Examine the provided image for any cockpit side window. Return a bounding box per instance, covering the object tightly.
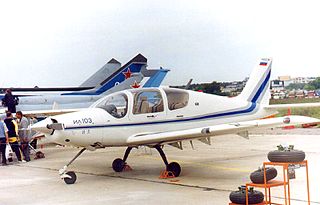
[133,91,164,114]
[96,93,128,118]
[164,89,189,110]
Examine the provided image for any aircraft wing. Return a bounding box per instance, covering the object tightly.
[126,115,320,146]
[264,102,320,110]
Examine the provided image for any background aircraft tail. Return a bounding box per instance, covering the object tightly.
[80,58,121,87]
[65,54,168,95]
[237,58,272,104]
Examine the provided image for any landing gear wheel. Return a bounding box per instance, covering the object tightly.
[250,167,277,184]
[229,186,264,204]
[63,171,77,184]
[112,158,125,172]
[166,162,181,177]
[268,150,305,163]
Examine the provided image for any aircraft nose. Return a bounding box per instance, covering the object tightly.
[31,117,59,134]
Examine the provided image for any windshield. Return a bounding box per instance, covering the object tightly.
[96,93,128,118]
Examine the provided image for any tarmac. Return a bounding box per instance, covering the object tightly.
[1,127,320,205]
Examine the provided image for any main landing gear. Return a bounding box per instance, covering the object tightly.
[59,148,86,184]
[112,145,181,177]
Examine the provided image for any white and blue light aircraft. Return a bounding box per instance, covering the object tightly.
[31,58,320,184]
[0,54,169,115]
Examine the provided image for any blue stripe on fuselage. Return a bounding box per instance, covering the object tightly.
[65,102,257,130]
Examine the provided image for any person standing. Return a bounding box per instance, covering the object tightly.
[4,112,22,162]
[0,115,9,165]
[16,111,30,162]
[1,89,17,113]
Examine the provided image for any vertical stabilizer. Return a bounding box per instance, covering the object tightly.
[80,58,121,87]
[237,58,272,104]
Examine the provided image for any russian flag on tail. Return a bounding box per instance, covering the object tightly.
[259,58,269,66]
[259,61,268,66]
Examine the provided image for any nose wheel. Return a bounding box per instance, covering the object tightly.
[59,148,86,184]
[63,171,77,184]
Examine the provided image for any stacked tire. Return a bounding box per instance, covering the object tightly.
[250,167,277,184]
[229,186,264,204]
[268,149,305,163]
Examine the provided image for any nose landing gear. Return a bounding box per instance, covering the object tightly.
[59,148,86,184]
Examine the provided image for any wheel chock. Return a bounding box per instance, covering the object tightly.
[123,164,133,171]
[159,170,176,179]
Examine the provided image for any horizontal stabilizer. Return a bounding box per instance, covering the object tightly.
[143,69,169,88]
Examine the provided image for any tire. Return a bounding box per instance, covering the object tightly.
[166,162,181,177]
[268,150,305,163]
[250,167,277,184]
[229,188,264,204]
[64,171,77,184]
[112,158,125,172]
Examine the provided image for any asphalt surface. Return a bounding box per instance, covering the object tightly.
[1,128,320,205]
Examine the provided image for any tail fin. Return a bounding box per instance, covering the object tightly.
[65,54,147,95]
[237,58,272,104]
[80,58,121,87]
[65,54,169,96]
[94,54,147,94]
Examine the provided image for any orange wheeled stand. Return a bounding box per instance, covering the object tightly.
[245,160,310,205]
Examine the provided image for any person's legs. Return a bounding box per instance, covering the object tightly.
[10,141,22,161]
[0,139,6,164]
[21,142,30,161]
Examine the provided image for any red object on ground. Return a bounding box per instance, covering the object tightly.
[159,171,176,179]
[283,125,295,129]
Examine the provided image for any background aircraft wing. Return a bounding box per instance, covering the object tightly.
[126,115,320,146]
[22,108,84,118]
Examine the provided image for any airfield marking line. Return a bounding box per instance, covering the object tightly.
[139,155,251,173]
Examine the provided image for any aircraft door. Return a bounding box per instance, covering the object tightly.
[129,90,166,122]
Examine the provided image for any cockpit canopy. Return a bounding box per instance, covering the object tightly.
[95,93,128,118]
[94,88,189,119]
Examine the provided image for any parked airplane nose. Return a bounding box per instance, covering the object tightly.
[31,117,61,134]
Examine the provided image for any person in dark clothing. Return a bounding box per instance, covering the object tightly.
[4,112,22,162]
[0,116,9,165]
[2,89,17,113]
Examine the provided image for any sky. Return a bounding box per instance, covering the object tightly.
[0,0,319,87]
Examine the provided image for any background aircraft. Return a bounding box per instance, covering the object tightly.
[31,58,320,184]
[0,54,169,113]
[0,57,122,93]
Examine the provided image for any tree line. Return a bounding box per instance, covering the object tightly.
[286,77,320,90]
